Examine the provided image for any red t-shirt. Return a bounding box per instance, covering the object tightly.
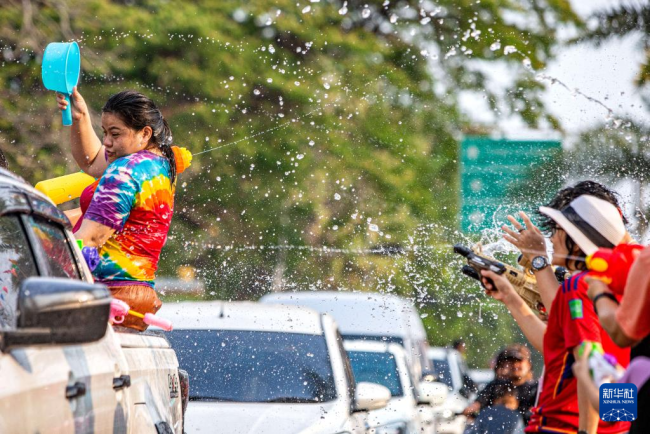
[526,272,630,433]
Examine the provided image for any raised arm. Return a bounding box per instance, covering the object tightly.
[56,87,108,177]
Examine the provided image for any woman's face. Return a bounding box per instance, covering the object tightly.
[101,113,151,163]
[550,228,569,267]
[550,228,582,270]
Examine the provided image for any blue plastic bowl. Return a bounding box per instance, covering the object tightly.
[42,42,80,126]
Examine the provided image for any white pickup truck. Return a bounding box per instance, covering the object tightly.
[0,168,187,433]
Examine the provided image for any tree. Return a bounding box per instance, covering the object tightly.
[0,0,580,366]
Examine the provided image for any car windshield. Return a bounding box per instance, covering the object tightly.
[166,330,337,403]
[347,350,403,397]
[431,358,453,389]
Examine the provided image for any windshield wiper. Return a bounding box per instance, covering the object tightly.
[189,396,240,402]
[265,397,321,403]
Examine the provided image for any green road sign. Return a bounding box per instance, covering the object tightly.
[460,137,562,232]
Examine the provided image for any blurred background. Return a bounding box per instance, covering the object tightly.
[0,0,648,368]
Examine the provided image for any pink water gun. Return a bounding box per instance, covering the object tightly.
[110,299,173,331]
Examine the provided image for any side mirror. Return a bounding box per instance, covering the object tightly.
[418,381,448,406]
[1,277,110,352]
[354,382,391,412]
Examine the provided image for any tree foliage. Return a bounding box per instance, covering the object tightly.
[0,0,578,366]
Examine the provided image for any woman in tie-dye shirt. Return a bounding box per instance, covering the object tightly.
[58,89,178,330]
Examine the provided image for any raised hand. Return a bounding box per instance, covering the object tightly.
[481,269,517,304]
[56,87,89,122]
[502,211,547,262]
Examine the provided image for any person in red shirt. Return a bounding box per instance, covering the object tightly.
[482,195,631,434]
[586,246,650,433]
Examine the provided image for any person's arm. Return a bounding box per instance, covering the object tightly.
[74,219,115,248]
[574,346,599,434]
[463,401,481,417]
[530,267,560,315]
[78,157,138,248]
[481,270,546,353]
[56,87,108,177]
[586,278,639,348]
[502,212,559,311]
[63,207,83,227]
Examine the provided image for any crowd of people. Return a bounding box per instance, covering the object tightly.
[461,181,649,434]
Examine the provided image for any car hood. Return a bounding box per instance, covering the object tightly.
[184,401,348,434]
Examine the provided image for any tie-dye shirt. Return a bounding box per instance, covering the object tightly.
[84,150,174,286]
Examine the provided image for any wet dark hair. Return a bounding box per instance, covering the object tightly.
[565,236,587,271]
[536,181,625,271]
[0,148,7,169]
[102,90,176,183]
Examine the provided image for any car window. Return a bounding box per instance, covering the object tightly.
[166,330,337,403]
[28,216,80,279]
[348,350,403,397]
[431,358,454,389]
[0,215,38,329]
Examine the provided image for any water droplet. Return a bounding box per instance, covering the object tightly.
[334,193,341,200]
[389,14,398,23]
[362,8,371,18]
[338,1,348,15]
[369,224,379,232]
[490,41,501,51]
[302,6,311,13]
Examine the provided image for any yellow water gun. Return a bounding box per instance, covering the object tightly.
[34,146,193,205]
[35,171,95,205]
